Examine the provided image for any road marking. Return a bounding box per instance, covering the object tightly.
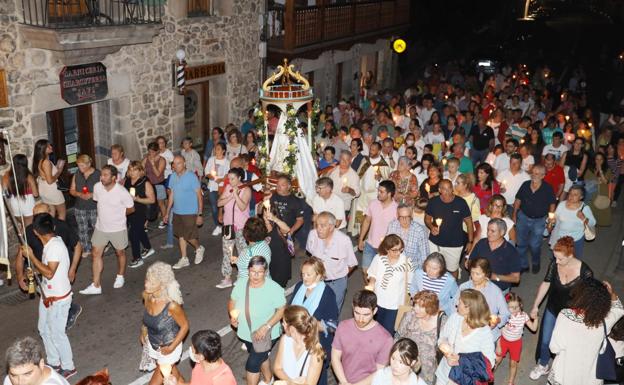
[127,284,295,385]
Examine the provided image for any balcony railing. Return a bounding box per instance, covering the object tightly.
[21,0,163,28]
[268,0,410,52]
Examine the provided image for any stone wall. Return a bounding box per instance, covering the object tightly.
[0,0,261,158]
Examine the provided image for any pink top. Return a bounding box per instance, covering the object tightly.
[502,311,530,341]
[93,182,134,232]
[366,199,398,248]
[190,361,236,385]
[223,188,250,231]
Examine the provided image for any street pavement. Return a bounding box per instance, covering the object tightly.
[0,198,623,385]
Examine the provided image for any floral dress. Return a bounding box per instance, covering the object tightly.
[396,311,447,385]
[390,170,419,206]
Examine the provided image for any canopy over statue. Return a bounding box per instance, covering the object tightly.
[257,59,318,202]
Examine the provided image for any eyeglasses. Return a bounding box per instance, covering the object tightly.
[389,247,404,253]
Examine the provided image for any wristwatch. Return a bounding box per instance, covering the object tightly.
[197,213,203,217]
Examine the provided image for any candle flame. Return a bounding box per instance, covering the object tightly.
[435,218,442,227]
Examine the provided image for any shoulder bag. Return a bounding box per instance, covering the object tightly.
[394,268,412,330]
[581,204,596,241]
[596,320,624,381]
[245,280,273,353]
[435,311,446,364]
[223,195,236,240]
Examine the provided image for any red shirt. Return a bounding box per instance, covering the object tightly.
[473,181,501,214]
[544,165,565,196]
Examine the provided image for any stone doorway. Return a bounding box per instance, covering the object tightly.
[184,81,209,151]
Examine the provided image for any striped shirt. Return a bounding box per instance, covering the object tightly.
[502,312,530,341]
[422,274,447,295]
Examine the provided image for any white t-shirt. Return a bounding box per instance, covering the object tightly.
[497,169,530,205]
[542,144,567,160]
[371,366,427,385]
[521,155,535,172]
[424,132,445,145]
[41,237,71,297]
[477,215,514,241]
[493,153,510,175]
[107,157,131,182]
[160,149,174,178]
[312,194,346,229]
[204,156,230,192]
[4,367,69,385]
[93,182,134,232]
[367,253,410,309]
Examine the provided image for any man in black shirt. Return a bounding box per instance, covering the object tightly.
[425,179,473,278]
[470,116,495,165]
[467,218,521,291]
[15,203,83,330]
[512,164,556,273]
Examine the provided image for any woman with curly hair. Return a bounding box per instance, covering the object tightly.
[528,236,593,381]
[141,262,189,385]
[233,217,271,282]
[548,278,623,385]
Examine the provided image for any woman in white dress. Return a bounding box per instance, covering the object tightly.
[549,278,624,385]
[32,139,66,220]
[435,289,495,385]
[273,305,324,385]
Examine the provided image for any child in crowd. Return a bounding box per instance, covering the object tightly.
[412,197,428,227]
[485,144,504,166]
[319,146,338,170]
[443,157,460,184]
[495,292,539,385]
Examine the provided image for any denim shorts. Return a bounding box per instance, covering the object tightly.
[242,338,277,373]
[362,242,377,268]
[155,184,166,200]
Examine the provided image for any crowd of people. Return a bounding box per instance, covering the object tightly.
[3,60,624,385]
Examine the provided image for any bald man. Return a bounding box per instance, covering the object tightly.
[16,202,83,330]
[164,155,204,270]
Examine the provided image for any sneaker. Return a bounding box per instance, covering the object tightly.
[241,343,247,351]
[529,364,550,380]
[612,201,618,208]
[129,259,144,268]
[113,275,125,289]
[158,221,167,229]
[141,248,156,259]
[79,283,102,295]
[81,251,91,259]
[50,364,61,372]
[258,377,274,385]
[58,368,77,380]
[160,243,174,250]
[215,278,233,289]
[66,304,83,331]
[194,246,205,265]
[0,279,3,287]
[211,226,222,236]
[172,257,190,270]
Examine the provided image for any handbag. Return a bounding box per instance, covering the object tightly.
[581,204,596,241]
[596,320,624,381]
[138,340,156,372]
[435,311,446,364]
[222,196,236,240]
[244,280,272,353]
[394,269,412,330]
[593,194,610,210]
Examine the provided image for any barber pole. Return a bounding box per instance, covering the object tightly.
[176,59,186,94]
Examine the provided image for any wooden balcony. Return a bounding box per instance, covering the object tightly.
[267,0,410,63]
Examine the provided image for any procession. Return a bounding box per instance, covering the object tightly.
[1,1,624,385]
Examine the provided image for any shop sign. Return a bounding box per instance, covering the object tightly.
[60,62,108,105]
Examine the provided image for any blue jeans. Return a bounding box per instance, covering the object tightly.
[166,210,174,246]
[208,191,219,226]
[326,276,348,311]
[537,308,557,365]
[574,237,585,259]
[38,297,74,370]
[516,211,546,270]
[376,306,398,335]
[471,148,489,165]
[362,242,377,268]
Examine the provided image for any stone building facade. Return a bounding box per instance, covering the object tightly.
[0,0,261,166]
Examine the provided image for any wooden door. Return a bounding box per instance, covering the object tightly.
[46,104,95,185]
[184,81,210,151]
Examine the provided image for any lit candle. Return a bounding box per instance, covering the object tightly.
[560,93,565,100]
[512,74,516,80]
[211,169,217,178]
[445,140,450,147]
[129,187,136,197]
[520,138,525,144]
[425,183,430,193]
[548,212,555,220]
[373,165,379,174]
[489,314,499,325]
[442,158,447,166]
[435,218,443,227]
[82,186,89,194]
[364,285,374,291]
[230,309,240,319]
[263,200,271,211]
[501,180,507,187]
[565,115,570,121]
[588,122,593,128]
[159,364,172,379]
[342,177,348,185]
[264,110,270,175]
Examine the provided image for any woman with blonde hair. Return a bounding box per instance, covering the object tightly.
[274,305,325,385]
[69,154,100,258]
[126,161,156,268]
[435,289,495,385]
[141,262,189,385]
